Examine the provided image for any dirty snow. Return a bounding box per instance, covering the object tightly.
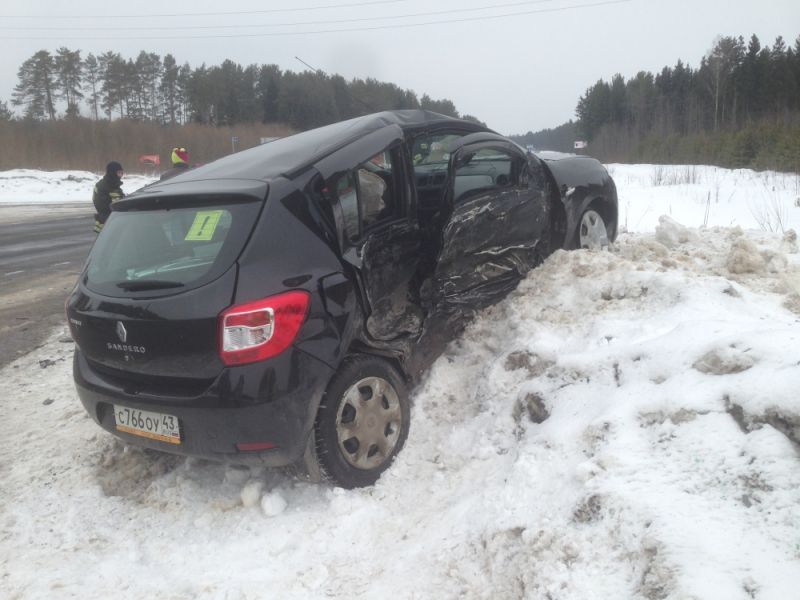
[2,167,800,599]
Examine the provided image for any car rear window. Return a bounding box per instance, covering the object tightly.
[84,199,262,297]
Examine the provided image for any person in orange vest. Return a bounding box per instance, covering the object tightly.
[92,161,124,233]
[159,147,190,181]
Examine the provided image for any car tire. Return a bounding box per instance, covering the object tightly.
[315,355,410,489]
[578,208,610,250]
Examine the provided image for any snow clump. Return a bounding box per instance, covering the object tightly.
[654,214,699,248]
[240,479,265,507]
[260,491,288,517]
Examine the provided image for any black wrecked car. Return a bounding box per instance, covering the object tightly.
[67,110,617,488]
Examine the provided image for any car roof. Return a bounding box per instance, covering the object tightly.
[144,110,488,189]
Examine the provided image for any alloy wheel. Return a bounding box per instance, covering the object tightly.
[579,209,609,250]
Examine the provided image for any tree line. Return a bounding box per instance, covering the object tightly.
[3,48,475,129]
[510,121,578,154]
[570,34,800,170]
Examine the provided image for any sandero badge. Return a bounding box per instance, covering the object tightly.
[67,110,617,488]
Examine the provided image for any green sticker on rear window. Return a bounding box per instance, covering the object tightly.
[185,210,223,241]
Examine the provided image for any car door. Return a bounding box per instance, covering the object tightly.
[426,133,552,312]
[316,125,422,341]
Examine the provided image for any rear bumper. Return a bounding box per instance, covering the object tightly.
[73,347,334,467]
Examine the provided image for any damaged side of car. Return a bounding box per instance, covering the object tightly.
[307,123,558,385]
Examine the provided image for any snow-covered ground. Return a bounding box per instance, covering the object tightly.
[1,164,798,234]
[608,163,800,233]
[2,167,800,598]
[0,169,156,204]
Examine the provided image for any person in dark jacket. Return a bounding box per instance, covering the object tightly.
[92,161,124,233]
[159,147,190,181]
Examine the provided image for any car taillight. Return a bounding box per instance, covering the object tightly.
[219,290,310,366]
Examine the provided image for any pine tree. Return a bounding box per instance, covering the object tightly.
[99,53,133,119]
[257,64,282,123]
[98,51,119,118]
[83,53,101,120]
[702,36,744,130]
[177,63,192,124]
[769,36,795,116]
[55,47,83,118]
[124,58,141,120]
[12,50,57,120]
[276,71,339,129]
[609,74,627,125]
[0,99,13,122]
[7,48,467,132]
[576,80,612,139]
[185,64,212,123]
[160,54,180,124]
[135,51,162,121]
[328,74,353,121]
[419,94,459,118]
[794,36,800,112]
[739,35,762,121]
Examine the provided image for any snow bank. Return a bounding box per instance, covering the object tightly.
[2,221,799,599]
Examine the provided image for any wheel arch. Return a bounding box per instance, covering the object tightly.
[586,195,617,240]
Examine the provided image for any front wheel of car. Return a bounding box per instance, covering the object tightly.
[579,208,610,250]
[315,355,410,489]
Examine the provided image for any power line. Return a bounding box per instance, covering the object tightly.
[0,0,562,31]
[0,0,631,41]
[0,0,412,20]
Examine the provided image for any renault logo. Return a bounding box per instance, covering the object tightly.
[116,321,127,343]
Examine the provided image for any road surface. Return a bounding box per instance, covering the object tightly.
[0,204,94,368]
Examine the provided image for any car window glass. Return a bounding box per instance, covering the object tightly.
[453,147,518,203]
[85,201,260,297]
[412,132,471,219]
[331,149,400,244]
[412,133,463,166]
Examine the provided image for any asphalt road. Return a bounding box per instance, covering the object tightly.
[0,204,95,368]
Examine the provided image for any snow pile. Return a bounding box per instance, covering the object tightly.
[2,220,800,598]
[0,169,157,203]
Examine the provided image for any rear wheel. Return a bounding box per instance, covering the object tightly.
[315,356,410,488]
[579,208,609,250]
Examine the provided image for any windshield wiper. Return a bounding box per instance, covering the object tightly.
[116,280,185,291]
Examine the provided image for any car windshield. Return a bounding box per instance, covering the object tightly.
[412,134,463,166]
[85,199,261,297]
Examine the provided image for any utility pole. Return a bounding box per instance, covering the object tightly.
[295,56,321,73]
[295,56,374,113]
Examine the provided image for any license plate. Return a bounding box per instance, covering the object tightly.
[113,405,181,445]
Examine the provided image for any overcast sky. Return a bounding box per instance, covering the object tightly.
[1,0,798,135]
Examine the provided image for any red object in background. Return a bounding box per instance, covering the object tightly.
[138,154,161,167]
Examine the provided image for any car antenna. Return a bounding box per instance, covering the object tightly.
[294,56,376,113]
